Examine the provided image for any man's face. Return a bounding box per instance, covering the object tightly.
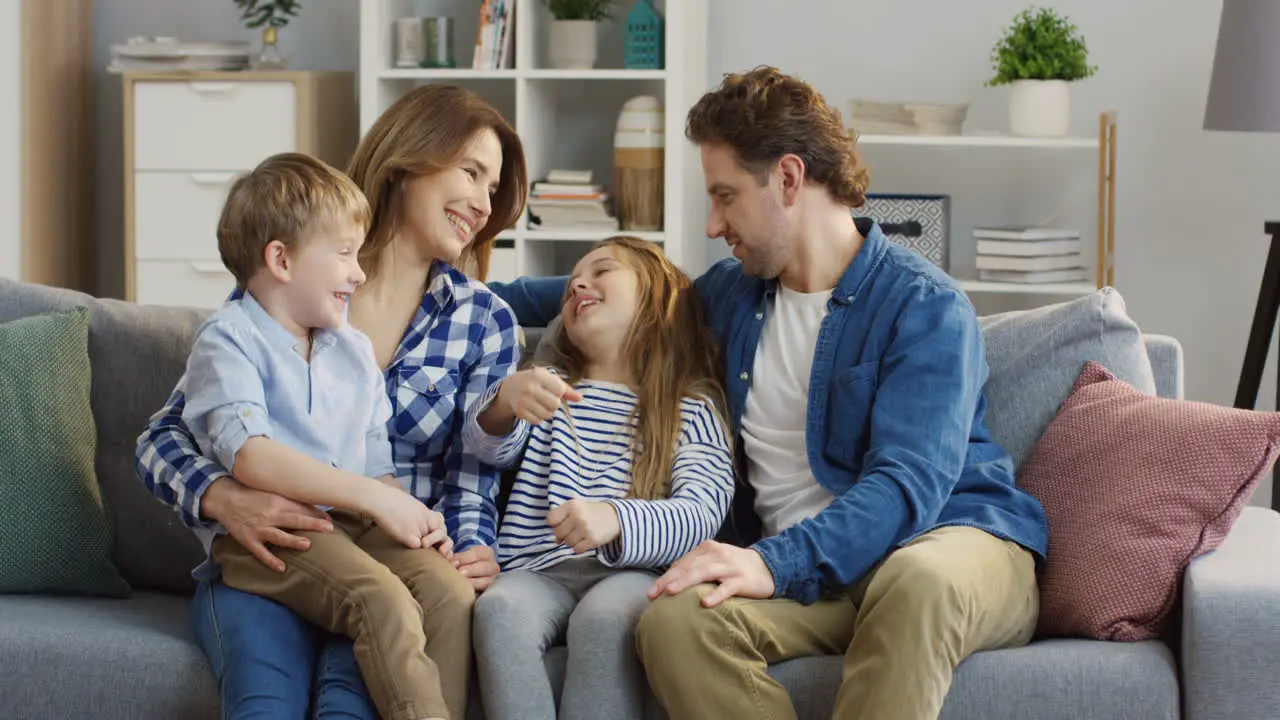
[700,143,791,278]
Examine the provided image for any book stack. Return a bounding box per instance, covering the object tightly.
[472,0,515,70]
[972,227,1088,283]
[526,170,617,231]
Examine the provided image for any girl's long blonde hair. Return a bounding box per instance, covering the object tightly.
[550,236,730,500]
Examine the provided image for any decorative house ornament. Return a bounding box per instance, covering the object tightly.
[625,0,663,70]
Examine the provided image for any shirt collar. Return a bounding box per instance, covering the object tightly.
[239,290,337,357]
[761,217,887,305]
[427,260,458,307]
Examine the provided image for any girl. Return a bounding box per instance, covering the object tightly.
[466,236,736,720]
[133,84,527,719]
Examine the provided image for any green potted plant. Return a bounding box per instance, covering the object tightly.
[234,0,301,69]
[986,6,1097,137]
[543,0,619,69]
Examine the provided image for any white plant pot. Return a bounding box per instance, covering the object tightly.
[1008,80,1070,137]
[549,20,598,70]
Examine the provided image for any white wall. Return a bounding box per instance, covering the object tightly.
[91,0,1274,506]
[0,3,21,281]
[705,0,1277,507]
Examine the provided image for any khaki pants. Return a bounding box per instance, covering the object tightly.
[635,525,1039,720]
[212,511,475,720]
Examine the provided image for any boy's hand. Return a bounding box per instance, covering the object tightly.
[548,499,621,554]
[496,367,583,426]
[366,483,452,551]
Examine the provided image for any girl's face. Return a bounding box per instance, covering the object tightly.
[400,127,503,264]
[562,246,640,356]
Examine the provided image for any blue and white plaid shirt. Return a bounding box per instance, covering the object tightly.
[134,261,521,553]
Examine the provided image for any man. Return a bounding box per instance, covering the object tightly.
[489,66,1048,720]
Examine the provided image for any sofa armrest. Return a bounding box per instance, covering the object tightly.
[1183,506,1280,720]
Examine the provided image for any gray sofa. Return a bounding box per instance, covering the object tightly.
[2,275,1279,720]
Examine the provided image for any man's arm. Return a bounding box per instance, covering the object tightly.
[485,276,567,328]
[752,285,988,604]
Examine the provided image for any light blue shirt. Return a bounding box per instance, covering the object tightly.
[180,292,396,491]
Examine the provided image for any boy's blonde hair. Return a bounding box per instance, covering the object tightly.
[217,152,372,288]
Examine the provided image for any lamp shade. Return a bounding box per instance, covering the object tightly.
[1205,0,1280,132]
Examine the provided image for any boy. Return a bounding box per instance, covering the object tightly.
[181,152,454,720]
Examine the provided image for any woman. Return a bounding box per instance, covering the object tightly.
[134,84,527,718]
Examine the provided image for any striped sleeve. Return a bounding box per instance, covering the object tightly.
[460,377,531,469]
[599,398,735,569]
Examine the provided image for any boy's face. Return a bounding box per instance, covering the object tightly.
[282,220,367,330]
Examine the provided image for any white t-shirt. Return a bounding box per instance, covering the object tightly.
[739,283,836,537]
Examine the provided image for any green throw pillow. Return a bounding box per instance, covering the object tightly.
[0,307,129,596]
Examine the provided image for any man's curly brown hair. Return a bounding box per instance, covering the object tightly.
[686,66,870,208]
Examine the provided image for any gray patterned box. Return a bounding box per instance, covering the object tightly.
[860,194,950,270]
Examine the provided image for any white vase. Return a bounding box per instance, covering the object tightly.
[549,20,597,69]
[1008,79,1070,137]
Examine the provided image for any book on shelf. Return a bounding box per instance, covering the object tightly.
[977,268,1090,284]
[526,171,615,230]
[974,253,1085,272]
[472,0,515,70]
[972,226,1081,241]
[975,238,1082,257]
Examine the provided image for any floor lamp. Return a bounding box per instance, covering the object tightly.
[1205,0,1280,511]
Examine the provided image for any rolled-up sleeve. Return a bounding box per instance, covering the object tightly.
[180,320,273,472]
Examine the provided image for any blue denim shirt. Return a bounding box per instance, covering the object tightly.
[489,219,1048,604]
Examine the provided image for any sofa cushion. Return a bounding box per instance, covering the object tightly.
[545,638,1179,720]
[1018,361,1280,642]
[0,307,129,596]
[0,593,217,719]
[0,279,210,595]
[978,288,1157,469]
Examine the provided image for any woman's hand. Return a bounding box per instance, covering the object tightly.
[548,499,621,554]
[201,477,334,573]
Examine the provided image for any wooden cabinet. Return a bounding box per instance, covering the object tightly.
[122,71,356,307]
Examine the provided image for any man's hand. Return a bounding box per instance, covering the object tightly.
[201,476,333,573]
[548,499,620,554]
[365,483,452,551]
[452,545,500,592]
[647,540,776,607]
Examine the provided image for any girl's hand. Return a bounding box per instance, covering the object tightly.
[498,367,584,425]
[548,499,621,554]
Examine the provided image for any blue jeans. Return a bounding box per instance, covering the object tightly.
[192,579,377,720]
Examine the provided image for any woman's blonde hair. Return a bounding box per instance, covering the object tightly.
[345,84,527,282]
[550,236,730,501]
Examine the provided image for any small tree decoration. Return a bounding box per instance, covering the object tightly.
[986,6,1096,86]
[625,0,663,69]
[542,0,619,21]
[234,0,301,69]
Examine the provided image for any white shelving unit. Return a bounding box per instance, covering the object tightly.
[359,0,709,282]
[857,111,1118,299]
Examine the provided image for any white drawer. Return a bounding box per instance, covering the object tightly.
[134,171,238,260]
[135,259,235,310]
[133,81,296,171]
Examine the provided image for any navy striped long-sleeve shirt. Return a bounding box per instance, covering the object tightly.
[464,378,735,572]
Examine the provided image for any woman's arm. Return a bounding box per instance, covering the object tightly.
[599,399,736,568]
[438,296,522,553]
[134,387,232,529]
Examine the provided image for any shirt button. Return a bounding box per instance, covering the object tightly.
[754,312,763,320]
[428,383,435,391]
[739,371,749,381]
[239,409,251,418]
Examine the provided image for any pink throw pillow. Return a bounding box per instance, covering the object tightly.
[1017,361,1280,641]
